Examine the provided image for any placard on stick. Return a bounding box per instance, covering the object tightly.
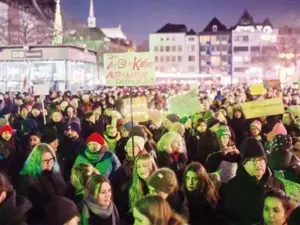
[104,52,156,86]
[241,98,284,119]
[123,97,149,123]
[250,84,265,96]
[167,89,203,118]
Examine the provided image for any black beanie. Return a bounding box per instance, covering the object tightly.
[45,196,78,225]
[241,137,266,164]
[32,103,42,111]
[41,129,58,144]
[166,113,180,123]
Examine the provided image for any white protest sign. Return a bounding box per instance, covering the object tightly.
[104,52,156,86]
[33,83,50,96]
[167,89,203,118]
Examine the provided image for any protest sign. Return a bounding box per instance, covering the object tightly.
[241,98,284,119]
[104,52,156,86]
[167,89,203,118]
[264,79,281,89]
[250,84,265,95]
[33,83,50,96]
[123,97,149,123]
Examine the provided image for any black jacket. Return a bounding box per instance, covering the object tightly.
[0,190,32,225]
[166,189,189,221]
[222,166,285,225]
[18,171,67,224]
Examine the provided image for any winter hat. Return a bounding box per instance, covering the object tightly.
[287,206,300,225]
[147,168,178,194]
[66,122,81,135]
[240,137,267,164]
[124,121,136,131]
[45,196,79,225]
[22,118,38,133]
[126,136,145,150]
[250,120,262,132]
[41,129,58,144]
[129,126,145,138]
[267,122,288,142]
[270,134,293,152]
[166,113,180,123]
[32,103,42,111]
[86,132,105,145]
[0,125,14,136]
[207,117,220,129]
[217,125,231,137]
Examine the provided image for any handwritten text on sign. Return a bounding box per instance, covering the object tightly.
[167,89,203,118]
[104,52,156,86]
[241,98,284,119]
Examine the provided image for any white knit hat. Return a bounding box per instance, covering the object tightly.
[127,136,145,150]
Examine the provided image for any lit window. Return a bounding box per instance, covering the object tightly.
[211,56,220,65]
[200,36,210,42]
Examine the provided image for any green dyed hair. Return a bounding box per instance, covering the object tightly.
[20,143,60,176]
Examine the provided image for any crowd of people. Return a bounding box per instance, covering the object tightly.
[0,83,299,225]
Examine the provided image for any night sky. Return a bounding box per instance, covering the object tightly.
[62,0,300,44]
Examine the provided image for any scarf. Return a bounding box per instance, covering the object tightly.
[82,195,119,225]
[85,147,106,163]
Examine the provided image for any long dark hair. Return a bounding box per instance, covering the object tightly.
[183,162,219,208]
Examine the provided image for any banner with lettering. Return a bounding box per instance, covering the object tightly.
[104,52,156,86]
[123,97,149,123]
[167,89,203,118]
[241,98,284,119]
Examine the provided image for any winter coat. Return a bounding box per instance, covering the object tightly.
[0,190,32,225]
[46,121,68,143]
[186,130,218,166]
[186,191,220,225]
[28,114,44,133]
[115,137,128,163]
[104,133,121,153]
[18,171,67,224]
[74,146,121,178]
[229,117,246,147]
[222,166,285,225]
[81,120,98,140]
[59,136,86,181]
[166,189,189,221]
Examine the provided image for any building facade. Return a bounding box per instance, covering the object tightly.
[231,10,278,82]
[199,17,232,76]
[149,23,199,74]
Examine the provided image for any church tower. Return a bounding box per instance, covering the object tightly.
[88,0,96,28]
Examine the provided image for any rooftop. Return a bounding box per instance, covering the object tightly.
[101,27,127,40]
[201,17,228,33]
[155,23,188,33]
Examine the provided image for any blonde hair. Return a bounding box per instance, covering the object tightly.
[157,132,183,153]
[129,153,157,209]
[134,195,187,225]
[85,174,111,199]
[71,163,99,195]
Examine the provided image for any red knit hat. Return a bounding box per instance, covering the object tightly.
[0,125,14,136]
[86,132,105,145]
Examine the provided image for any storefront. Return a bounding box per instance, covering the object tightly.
[0,45,99,92]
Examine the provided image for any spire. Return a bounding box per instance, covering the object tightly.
[88,0,96,28]
[52,0,63,45]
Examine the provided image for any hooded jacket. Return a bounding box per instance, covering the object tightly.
[74,146,121,178]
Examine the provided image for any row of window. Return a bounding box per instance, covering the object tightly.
[153,45,196,52]
[200,35,230,43]
[154,55,196,62]
[200,45,229,52]
[233,45,278,53]
[155,66,196,73]
[160,37,195,42]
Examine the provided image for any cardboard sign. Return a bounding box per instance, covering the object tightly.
[242,98,284,119]
[250,84,265,95]
[33,83,50,96]
[264,79,281,89]
[167,89,203,118]
[104,52,156,86]
[123,97,149,123]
